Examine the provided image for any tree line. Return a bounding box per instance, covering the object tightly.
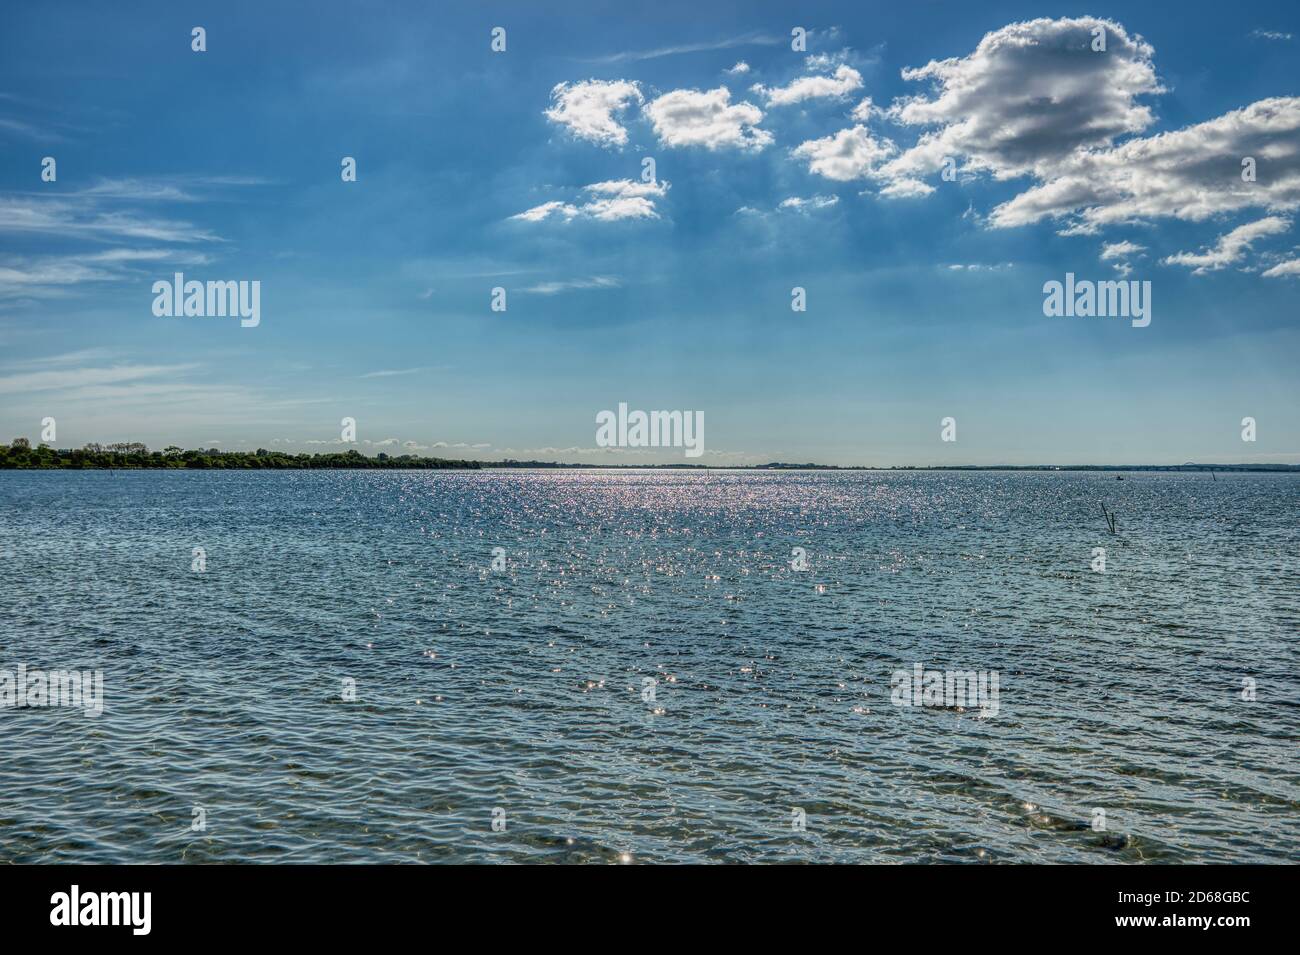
[1,439,478,470]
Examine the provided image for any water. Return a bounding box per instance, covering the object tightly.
[0,469,1296,863]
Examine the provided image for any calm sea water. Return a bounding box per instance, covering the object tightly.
[0,469,1296,864]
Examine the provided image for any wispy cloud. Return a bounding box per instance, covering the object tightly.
[1163,217,1292,273]
[0,248,213,299]
[0,197,221,243]
[520,276,621,295]
[584,32,784,65]
[0,361,201,396]
[945,262,1014,272]
[360,367,426,379]
[779,194,840,212]
[512,179,670,223]
[0,116,61,142]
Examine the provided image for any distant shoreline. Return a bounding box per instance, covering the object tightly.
[0,444,477,471]
[486,461,1300,472]
[2,443,1296,473]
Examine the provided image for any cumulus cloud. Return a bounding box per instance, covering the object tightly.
[645,87,772,150]
[792,125,896,181]
[837,16,1300,250]
[1162,216,1292,273]
[581,197,659,220]
[1099,239,1146,275]
[1100,240,1146,259]
[850,97,877,122]
[584,179,670,199]
[759,64,863,107]
[989,97,1300,232]
[536,16,1300,282]
[789,18,1158,199]
[791,18,1166,200]
[1262,257,1300,277]
[882,17,1162,185]
[878,177,934,199]
[544,79,643,147]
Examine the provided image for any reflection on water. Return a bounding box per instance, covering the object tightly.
[0,469,1296,863]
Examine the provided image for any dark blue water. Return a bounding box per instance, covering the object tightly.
[0,469,1296,862]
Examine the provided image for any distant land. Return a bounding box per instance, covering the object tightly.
[491,461,1300,472]
[2,441,1297,472]
[0,441,476,470]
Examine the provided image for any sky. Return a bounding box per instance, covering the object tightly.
[1,0,1297,466]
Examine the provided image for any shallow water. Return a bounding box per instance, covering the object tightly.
[0,469,1296,863]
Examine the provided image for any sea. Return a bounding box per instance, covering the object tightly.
[0,469,1295,863]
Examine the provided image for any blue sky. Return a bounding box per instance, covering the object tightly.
[1,0,1297,465]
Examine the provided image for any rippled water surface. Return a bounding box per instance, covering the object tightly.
[1,469,1296,863]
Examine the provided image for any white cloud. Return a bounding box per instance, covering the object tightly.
[360,368,425,379]
[989,97,1300,232]
[645,87,772,151]
[760,65,863,107]
[0,247,213,299]
[544,79,643,147]
[521,276,621,294]
[512,180,666,223]
[726,61,750,75]
[584,178,670,199]
[78,179,197,201]
[1262,257,1300,277]
[1162,216,1292,273]
[878,177,934,198]
[793,125,896,181]
[850,97,876,122]
[1251,30,1293,41]
[0,197,221,243]
[779,195,840,211]
[510,200,581,223]
[846,15,1300,258]
[0,362,199,396]
[0,116,58,141]
[1100,240,1146,260]
[582,196,659,220]
[882,17,1162,185]
[1099,239,1146,275]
